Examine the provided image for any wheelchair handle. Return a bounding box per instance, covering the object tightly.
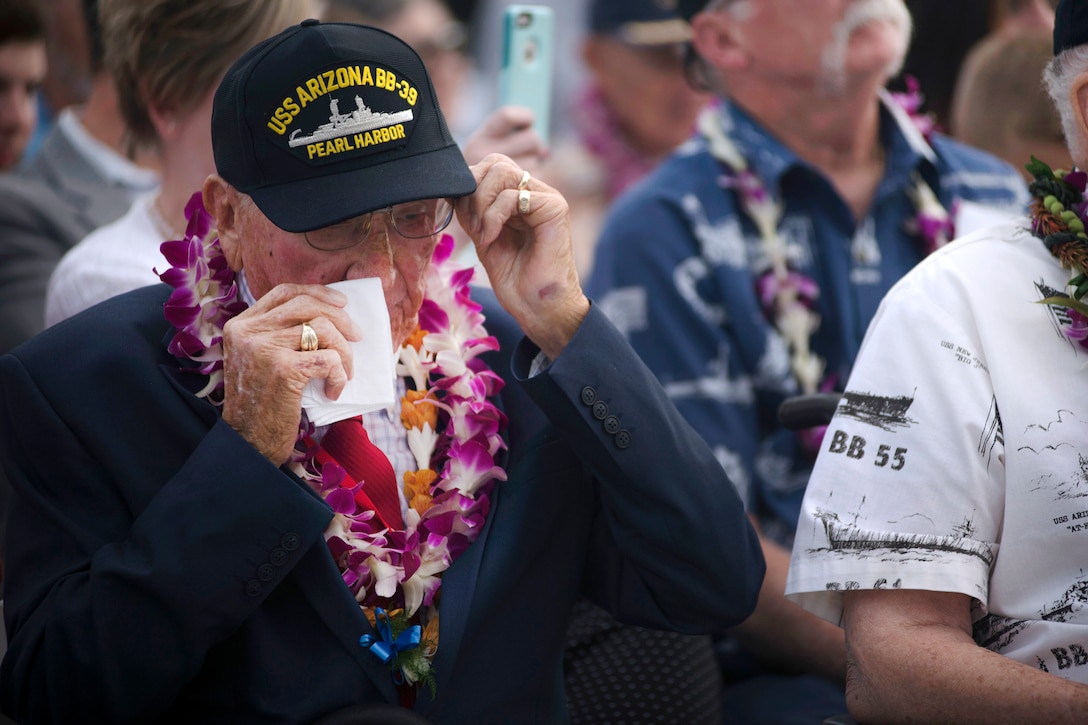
[777,392,843,430]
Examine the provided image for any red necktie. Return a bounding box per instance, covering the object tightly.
[320,416,402,529]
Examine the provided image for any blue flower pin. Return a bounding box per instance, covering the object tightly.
[360,607,422,683]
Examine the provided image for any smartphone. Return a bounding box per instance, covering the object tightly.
[498,5,555,146]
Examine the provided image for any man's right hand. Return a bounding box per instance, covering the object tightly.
[461,106,548,169]
[220,283,361,465]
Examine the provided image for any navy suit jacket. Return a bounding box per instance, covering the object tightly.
[0,284,763,723]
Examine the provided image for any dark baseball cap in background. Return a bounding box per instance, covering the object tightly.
[1054,0,1088,55]
[590,0,692,44]
[675,0,709,23]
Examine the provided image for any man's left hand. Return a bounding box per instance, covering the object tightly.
[455,153,589,359]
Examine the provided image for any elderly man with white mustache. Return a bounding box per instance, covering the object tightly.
[585,0,1030,721]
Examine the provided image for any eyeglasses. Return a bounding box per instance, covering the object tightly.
[303,198,455,251]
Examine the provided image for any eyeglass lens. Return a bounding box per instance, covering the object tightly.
[305,198,454,250]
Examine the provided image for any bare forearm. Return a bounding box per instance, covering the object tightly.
[733,530,847,683]
[845,589,1088,723]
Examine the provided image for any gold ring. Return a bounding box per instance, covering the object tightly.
[517,169,531,191]
[300,322,319,352]
[518,188,530,215]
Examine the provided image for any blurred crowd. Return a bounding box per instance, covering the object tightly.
[0,0,1079,723]
[1,0,1064,355]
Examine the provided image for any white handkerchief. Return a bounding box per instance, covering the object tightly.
[301,278,396,426]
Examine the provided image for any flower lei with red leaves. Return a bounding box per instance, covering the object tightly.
[1025,156,1088,346]
[157,193,507,692]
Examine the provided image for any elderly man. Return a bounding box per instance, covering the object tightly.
[543,0,713,279]
[0,19,764,724]
[586,0,1029,721]
[786,0,1088,721]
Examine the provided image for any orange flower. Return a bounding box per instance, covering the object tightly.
[401,389,438,431]
[364,606,405,627]
[421,615,440,658]
[404,326,428,352]
[403,469,437,514]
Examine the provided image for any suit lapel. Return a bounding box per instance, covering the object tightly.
[292,544,402,703]
[159,362,219,427]
[429,486,497,674]
[423,423,510,711]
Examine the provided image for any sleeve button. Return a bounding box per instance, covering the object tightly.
[257,563,276,582]
[281,532,301,551]
[580,386,596,405]
[592,400,609,420]
[615,430,632,449]
[245,579,262,597]
[270,548,289,566]
[604,415,620,434]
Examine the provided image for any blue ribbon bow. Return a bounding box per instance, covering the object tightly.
[359,607,422,683]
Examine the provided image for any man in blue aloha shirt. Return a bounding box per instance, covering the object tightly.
[586,0,1029,722]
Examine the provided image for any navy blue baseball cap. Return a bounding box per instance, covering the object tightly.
[1054,0,1088,55]
[675,0,709,23]
[211,19,476,233]
[589,0,691,44]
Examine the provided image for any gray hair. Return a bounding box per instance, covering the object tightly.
[682,0,749,92]
[1043,45,1088,164]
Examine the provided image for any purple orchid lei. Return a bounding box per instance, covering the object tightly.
[697,81,952,453]
[158,194,247,402]
[157,193,508,690]
[891,77,958,256]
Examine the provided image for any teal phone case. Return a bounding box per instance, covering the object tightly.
[498,5,555,146]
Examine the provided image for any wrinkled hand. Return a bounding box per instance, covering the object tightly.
[461,106,547,169]
[221,284,361,465]
[455,153,589,359]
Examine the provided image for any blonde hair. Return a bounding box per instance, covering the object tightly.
[99,0,313,151]
[953,32,1064,154]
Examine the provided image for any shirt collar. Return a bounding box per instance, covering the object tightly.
[56,107,160,191]
[716,91,938,191]
[239,268,257,307]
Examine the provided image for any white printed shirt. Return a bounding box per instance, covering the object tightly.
[786,219,1088,680]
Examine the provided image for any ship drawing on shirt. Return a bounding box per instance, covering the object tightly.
[976,573,1088,652]
[974,612,1029,653]
[811,506,994,567]
[978,396,1002,465]
[836,389,916,431]
[1036,280,1082,351]
[1040,574,1088,623]
[1054,453,1088,500]
[1021,411,1088,501]
[288,96,414,148]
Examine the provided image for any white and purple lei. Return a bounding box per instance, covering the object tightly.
[698,82,952,456]
[157,193,507,688]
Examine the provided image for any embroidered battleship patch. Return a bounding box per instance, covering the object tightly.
[265,63,419,165]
